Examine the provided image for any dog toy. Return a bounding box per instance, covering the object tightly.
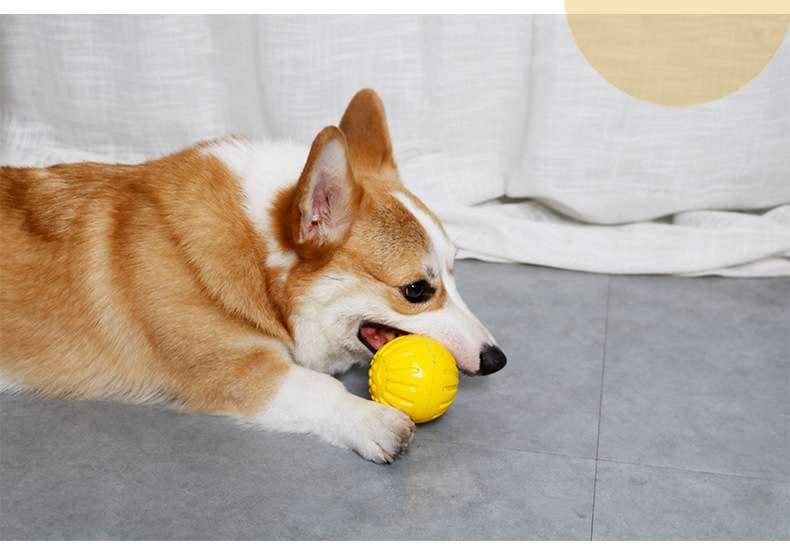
[368,334,459,424]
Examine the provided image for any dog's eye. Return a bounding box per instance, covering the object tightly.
[402,280,435,304]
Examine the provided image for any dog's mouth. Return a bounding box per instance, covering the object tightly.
[357,321,410,354]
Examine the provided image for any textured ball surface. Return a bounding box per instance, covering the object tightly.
[369,334,459,424]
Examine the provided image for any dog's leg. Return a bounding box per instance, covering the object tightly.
[254,363,415,464]
[173,338,414,464]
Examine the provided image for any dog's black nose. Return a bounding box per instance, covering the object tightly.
[479,344,507,375]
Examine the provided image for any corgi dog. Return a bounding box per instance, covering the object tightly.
[0,89,506,463]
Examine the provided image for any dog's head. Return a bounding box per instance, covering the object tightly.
[280,89,506,376]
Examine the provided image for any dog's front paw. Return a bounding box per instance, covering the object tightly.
[332,397,415,464]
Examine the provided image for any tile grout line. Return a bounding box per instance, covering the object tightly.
[595,456,790,483]
[590,275,612,541]
[419,436,790,484]
[418,436,596,462]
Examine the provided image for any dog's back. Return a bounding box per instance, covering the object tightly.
[0,151,288,407]
[2,161,165,400]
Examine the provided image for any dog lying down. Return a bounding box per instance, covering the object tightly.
[0,89,506,463]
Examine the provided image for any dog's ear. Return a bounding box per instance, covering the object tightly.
[339,89,395,173]
[291,126,361,252]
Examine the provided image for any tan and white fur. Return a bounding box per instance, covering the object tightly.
[0,89,506,463]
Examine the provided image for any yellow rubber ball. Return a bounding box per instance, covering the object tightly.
[369,334,459,424]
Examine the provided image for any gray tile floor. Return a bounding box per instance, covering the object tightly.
[1,261,788,539]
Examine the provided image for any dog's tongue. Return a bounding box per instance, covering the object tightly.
[360,325,390,351]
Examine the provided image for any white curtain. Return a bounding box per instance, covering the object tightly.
[1,15,788,276]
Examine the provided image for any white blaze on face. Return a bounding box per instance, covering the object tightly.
[393,192,497,374]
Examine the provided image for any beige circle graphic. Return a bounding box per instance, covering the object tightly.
[565,4,789,106]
